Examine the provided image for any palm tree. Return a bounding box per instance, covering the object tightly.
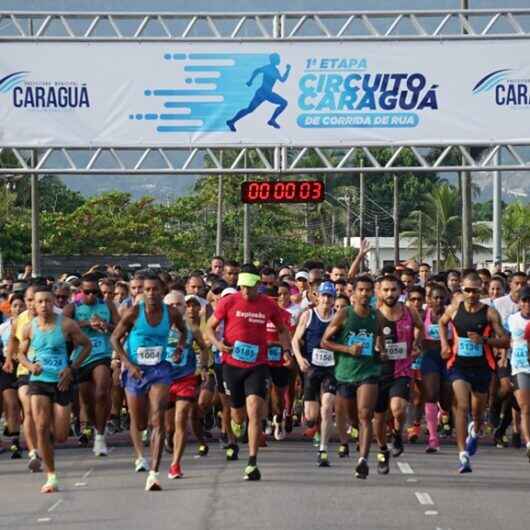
[402,183,492,268]
[502,200,530,271]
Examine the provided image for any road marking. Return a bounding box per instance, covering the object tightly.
[425,510,439,515]
[75,482,87,487]
[406,478,418,483]
[48,499,63,512]
[37,517,51,523]
[414,492,434,505]
[397,462,414,474]
[82,468,93,479]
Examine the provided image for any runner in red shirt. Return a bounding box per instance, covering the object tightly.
[205,264,291,481]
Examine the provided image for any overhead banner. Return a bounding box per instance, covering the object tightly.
[0,41,529,147]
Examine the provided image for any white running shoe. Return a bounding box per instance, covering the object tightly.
[145,471,162,491]
[265,420,273,436]
[93,434,108,456]
[272,415,286,441]
[135,456,148,472]
[28,450,42,473]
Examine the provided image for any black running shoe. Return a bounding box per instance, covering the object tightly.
[244,465,261,481]
[198,444,209,457]
[392,431,404,458]
[318,450,330,467]
[355,458,369,479]
[226,444,239,461]
[377,449,390,475]
[338,444,350,458]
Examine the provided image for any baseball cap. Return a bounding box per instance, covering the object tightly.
[237,272,260,288]
[185,294,202,306]
[221,287,238,298]
[318,281,336,297]
[295,271,309,281]
[520,286,530,301]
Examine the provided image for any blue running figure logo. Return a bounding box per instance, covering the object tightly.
[226,53,291,132]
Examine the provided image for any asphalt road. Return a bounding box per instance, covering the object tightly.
[1,435,529,530]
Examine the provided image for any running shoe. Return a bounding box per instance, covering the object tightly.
[312,432,321,448]
[226,443,239,461]
[168,463,183,479]
[349,426,359,443]
[465,421,478,456]
[243,465,261,481]
[376,449,390,475]
[78,427,92,447]
[317,450,330,467]
[272,414,286,441]
[425,439,440,454]
[407,423,421,444]
[391,431,404,458]
[40,475,59,494]
[494,429,509,448]
[142,428,150,446]
[264,420,273,436]
[135,456,148,472]
[10,439,22,459]
[458,453,472,474]
[355,458,369,479]
[338,443,350,458]
[230,420,246,441]
[28,451,42,473]
[198,444,209,457]
[284,414,293,434]
[145,471,162,491]
[93,434,108,457]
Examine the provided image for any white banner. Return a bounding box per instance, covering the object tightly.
[0,41,529,147]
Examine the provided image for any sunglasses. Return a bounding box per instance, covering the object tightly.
[463,287,480,294]
[83,289,99,295]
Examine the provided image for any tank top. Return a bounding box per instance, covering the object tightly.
[302,307,334,367]
[335,306,380,383]
[167,327,196,379]
[507,312,530,375]
[378,305,414,379]
[30,315,69,384]
[15,310,36,377]
[451,302,490,370]
[71,300,112,366]
[423,307,452,342]
[127,301,170,366]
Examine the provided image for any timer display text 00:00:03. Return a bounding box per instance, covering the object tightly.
[241,180,325,204]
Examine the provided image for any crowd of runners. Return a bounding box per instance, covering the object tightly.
[1,242,530,493]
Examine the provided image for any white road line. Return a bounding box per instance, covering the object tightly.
[397,462,414,474]
[425,510,439,515]
[37,517,51,523]
[75,482,87,487]
[48,499,63,512]
[82,468,93,479]
[406,478,418,483]
[414,492,434,505]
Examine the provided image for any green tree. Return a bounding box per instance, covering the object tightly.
[502,200,530,270]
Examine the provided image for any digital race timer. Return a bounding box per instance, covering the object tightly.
[241,180,324,204]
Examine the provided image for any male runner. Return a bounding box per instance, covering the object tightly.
[18,287,91,493]
[373,276,423,473]
[292,281,336,467]
[205,264,291,481]
[63,273,119,456]
[321,275,382,479]
[440,271,509,473]
[111,273,187,491]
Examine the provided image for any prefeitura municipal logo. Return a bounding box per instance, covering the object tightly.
[473,68,530,108]
[0,71,90,111]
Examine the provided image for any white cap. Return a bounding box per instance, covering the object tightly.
[185,294,202,305]
[221,287,237,298]
[295,271,309,281]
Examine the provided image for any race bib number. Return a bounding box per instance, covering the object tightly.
[90,336,106,355]
[267,345,282,362]
[512,344,530,370]
[136,346,163,366]
[428,324,440,341]
[386,342,407,360]
[39,353,67,373]
[458,338,483,358]
[232,341,259,363]
[347,334,374,357]
[312,348,335,367]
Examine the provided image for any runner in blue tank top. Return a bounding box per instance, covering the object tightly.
[63,273,120,457]
[17,286,91,494]
[111,272,186,492]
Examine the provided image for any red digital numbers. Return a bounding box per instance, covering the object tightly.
[241,180,324,204]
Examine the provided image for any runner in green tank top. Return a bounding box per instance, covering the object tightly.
[322,275,383,480]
